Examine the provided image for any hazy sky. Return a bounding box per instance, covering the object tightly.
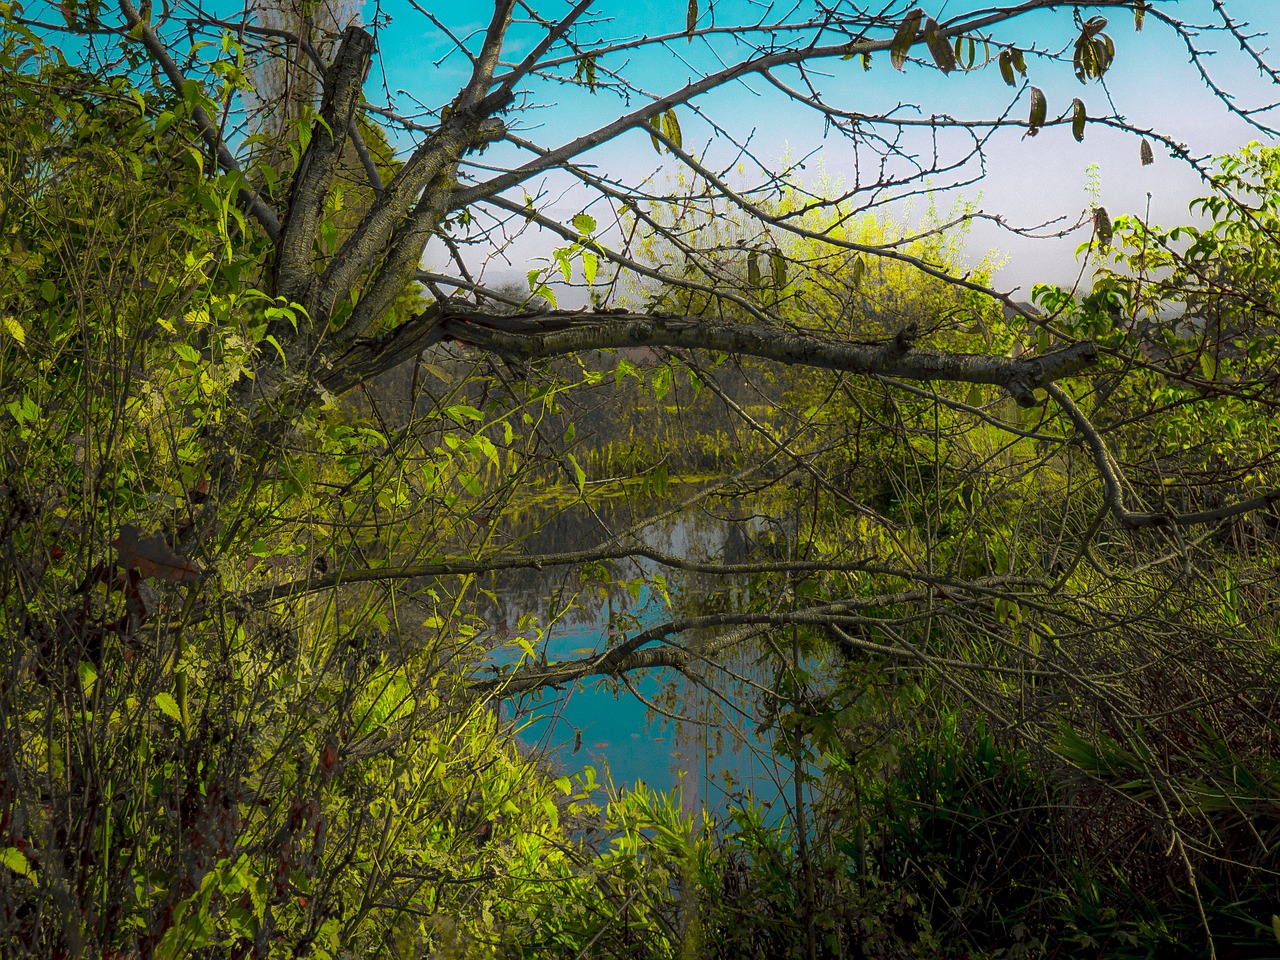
[362,1,1280,299]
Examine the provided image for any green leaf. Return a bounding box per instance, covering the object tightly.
[155,692,182,723]
[890,9,924,71]
[923,18,954,74]
[572,213,596,235]
[2,315,26,348]
[769,248,787,288]
[1027,86,1046,136]
[746,250,761,286]
[0,847,32,878]
[848,255,865,288]
[582,250,598,284]
[262,334,287,367]
[39,279,57,302]
[1135,1,1147,32]
[1093,206,1113,248]
[1074,26,1114,82]
[998,49,1016,86]
[661,108,682,150]
[574,55,598,92]
[686,0,697,40]
[568,454,586,494]
[1140,138,1154,166]
[653,364,672,401]
[647,113,663,154]
[445,404,484,423]
[1199,352,1218,381]
[1071,98,1086,142]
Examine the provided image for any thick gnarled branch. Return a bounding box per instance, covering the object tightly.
[436,306,1099,406]
[272,25,374,304]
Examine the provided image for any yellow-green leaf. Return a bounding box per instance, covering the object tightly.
[1199,352,1218,381]
[155,692,182,723]
[582,251,598,284]
[0,847,32,878]
[686,0,697,40]
[2,315,26,348]
[647,113,663,154]
[569,454,586,494]
[848,255,865,288]
[770,248,787,288]
[1135,1,1147,32]
[661,108,682,150]
[890,9,924,71]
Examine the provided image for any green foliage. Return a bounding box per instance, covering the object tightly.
[0,24,684,959]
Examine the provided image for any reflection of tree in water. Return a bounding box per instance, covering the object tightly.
[476,501,772,638]
[473,493,818,812]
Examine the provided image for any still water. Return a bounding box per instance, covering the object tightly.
[478,504,808,817]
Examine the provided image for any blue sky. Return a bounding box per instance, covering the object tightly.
[355,1,1279,295]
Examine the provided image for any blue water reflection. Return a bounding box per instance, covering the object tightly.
[483,512,802,818]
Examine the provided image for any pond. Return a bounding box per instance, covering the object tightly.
[477,500,818,819]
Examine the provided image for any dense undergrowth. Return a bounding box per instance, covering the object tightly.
[3,12,1280,959]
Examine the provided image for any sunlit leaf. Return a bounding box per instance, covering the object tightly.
[0,847,32,878]
[154,692,182,723]
[582,251,598,284]
[890,8,924,71]
[1135,0,1147,31]
[2,315,26,348]
[647,113,663,153]
[653,364,672,401]
[661,108,682,150]
[1199,352,1218,381]
[572,212,596,235]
